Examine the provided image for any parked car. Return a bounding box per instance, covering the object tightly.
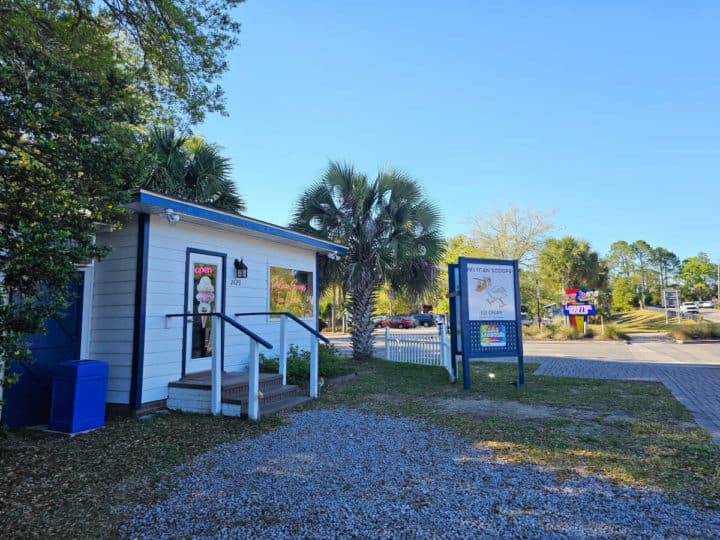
[433,314,446,326]
[699,300,715,309]
[388,315,418,329]
[521,312,533,326]
[372,315,389,328]
[680,302,699,313]
[411,313,436,327]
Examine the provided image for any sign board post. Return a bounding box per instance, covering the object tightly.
[454,257,524,390]
[447,263,460,380]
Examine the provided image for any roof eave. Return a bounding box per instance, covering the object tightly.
[124,190,348,255]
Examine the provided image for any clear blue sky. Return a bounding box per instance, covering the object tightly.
[198,1,719,262]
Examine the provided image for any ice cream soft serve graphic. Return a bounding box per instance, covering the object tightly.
[196,275,215,328]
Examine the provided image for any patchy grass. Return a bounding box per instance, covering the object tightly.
[315,360,720,508]
[2,356,719,537]
[610,310,670,332]
[0,412,285,538]
[610,309,720,340]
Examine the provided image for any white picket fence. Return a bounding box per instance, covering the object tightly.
[384,326,455,381]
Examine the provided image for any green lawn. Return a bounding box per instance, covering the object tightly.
[610,309,675,332]
[610,309,720,340]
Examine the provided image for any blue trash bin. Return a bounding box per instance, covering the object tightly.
[49,360,108,433]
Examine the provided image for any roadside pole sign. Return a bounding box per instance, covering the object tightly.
[662,288,680,323]
[455,257,524,390]
[662,288,679,308]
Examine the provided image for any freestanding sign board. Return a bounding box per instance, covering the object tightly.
[456,257,524,390]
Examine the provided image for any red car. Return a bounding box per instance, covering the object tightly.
[388,316,417,329]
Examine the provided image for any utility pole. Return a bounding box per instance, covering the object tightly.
[536,279,541,329]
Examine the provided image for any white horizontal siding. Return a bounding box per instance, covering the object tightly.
[167,387,210,413]
[89,218,138,405]
[140,215,320,404]
[92,304,135,319]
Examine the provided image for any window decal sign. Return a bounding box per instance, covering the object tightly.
[269,266,314,318]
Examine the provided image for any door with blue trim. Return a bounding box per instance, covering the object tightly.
[186,253,224,373]
[3,274,84,428]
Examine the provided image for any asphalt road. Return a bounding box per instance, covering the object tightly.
[700,307,720,323]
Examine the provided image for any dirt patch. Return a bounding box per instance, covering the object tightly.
[602,412,637,424]
[433,397,594,421]
[366,393,408,406]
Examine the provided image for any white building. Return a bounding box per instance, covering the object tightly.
[2,190,347,427]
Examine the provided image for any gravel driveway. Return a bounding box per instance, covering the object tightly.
[120,408,720,539]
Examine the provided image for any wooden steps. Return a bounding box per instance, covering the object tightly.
[167,371,311,417]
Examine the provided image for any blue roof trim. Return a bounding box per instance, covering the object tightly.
[134,191,348,254]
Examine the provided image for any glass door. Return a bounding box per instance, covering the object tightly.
[185,252,224,373]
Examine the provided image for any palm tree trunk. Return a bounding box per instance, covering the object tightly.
[349,276,376,361]
[331,284,336,333]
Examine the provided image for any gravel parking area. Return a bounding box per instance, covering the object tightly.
[120,408,720,539]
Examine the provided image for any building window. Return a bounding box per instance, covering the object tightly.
[269,266,313,318]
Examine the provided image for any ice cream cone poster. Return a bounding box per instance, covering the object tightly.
[194,266,216,328]
[466,262,516,321]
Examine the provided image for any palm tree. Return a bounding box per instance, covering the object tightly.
[141,127,246,213]
[291,161,444,360]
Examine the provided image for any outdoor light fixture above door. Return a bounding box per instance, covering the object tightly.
[234,258,248,279]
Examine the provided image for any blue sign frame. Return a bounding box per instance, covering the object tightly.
[457,257,524,390]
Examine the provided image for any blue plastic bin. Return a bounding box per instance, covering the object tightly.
[49,360,109,433]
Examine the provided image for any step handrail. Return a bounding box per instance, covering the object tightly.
[235,311,326,398]
[234,311,330,344]
[165,312,273,349]
[165,311,273,421]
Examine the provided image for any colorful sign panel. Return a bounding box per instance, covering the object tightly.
[563,303,596,316]
[466,262,517,321]
[480,324,507,347]
[562,290,598,303]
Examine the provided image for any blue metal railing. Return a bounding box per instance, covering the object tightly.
[234,312,329,344]
[165,312,273,349]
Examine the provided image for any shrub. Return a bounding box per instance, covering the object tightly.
[259,343,353,386]
[669,321,720,341]
[558,325,579,340]
[600,324,627,341]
